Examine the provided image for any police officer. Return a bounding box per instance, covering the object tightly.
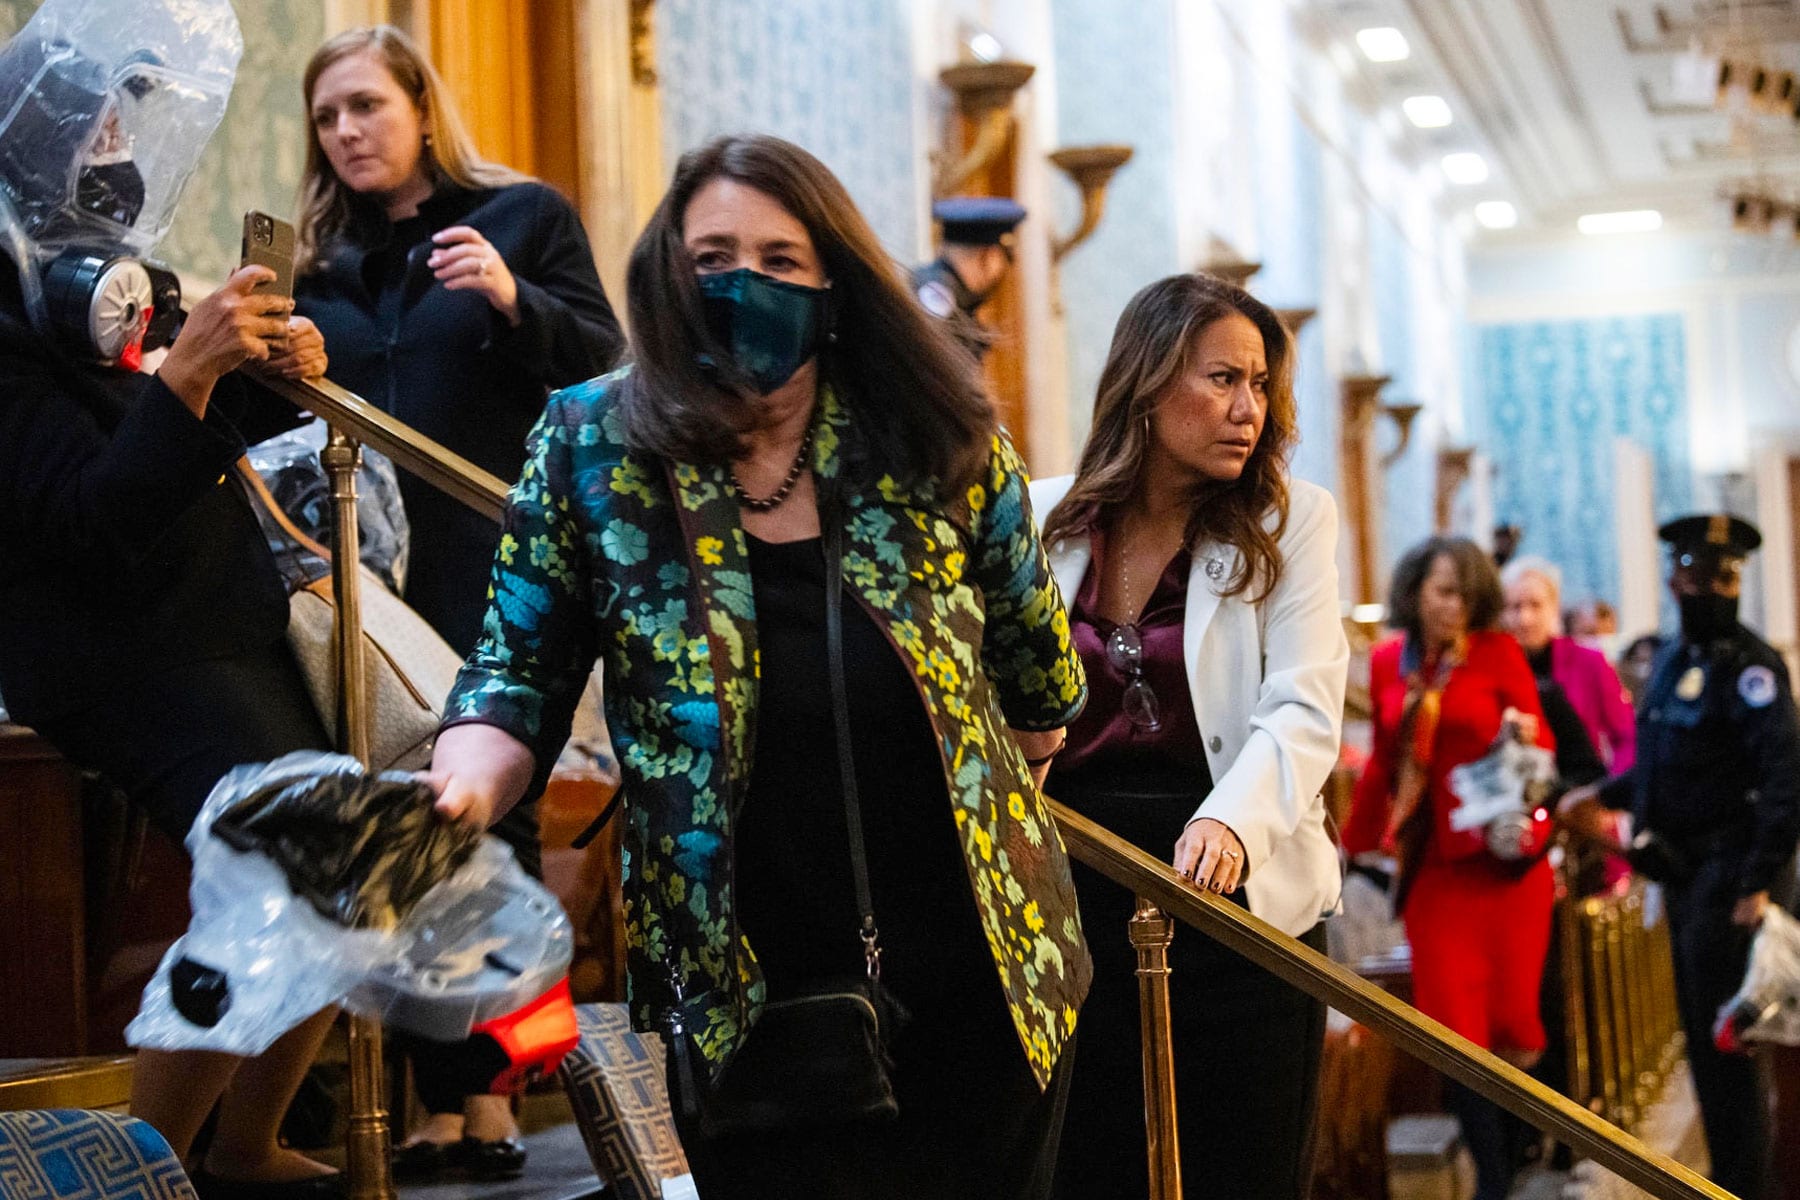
[1561,513,1800,1200]
[911,196,1024,360]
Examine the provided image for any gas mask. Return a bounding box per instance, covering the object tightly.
[0,0,241,361]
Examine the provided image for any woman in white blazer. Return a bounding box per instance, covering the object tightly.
[1034,274,1347,1200]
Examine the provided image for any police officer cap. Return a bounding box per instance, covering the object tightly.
[934,196,1026,246]
[1658,513,1762,565]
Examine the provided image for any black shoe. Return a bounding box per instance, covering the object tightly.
[189,1168,345,1200]
[391,1137,458,1182]
[460,1135,527,1180]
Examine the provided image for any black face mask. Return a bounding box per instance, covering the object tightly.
[1678,592,1738,643]
[75,159,146,228]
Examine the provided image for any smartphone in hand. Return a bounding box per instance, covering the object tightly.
[240,210,296,299]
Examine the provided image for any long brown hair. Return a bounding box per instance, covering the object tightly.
[295,25,527,271]
[1387,535,1504,642]
[1042,273,1298,600]
[621,134,995,494]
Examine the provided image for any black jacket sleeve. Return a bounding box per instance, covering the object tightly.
[1738,658,1800,897]
[486,185,625,387]
[0,365,250,572]
[1541,678,1607,788]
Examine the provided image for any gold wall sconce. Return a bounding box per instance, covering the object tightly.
[1434,445,1476,532]
[935,61,1035,196]
[1048,145,1134,261]
[1276,307,1316,336]
[1338,373,1390,605]
[1199,237,1261,288]
[1379,401,1424,469]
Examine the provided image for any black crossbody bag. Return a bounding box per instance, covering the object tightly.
[666,511,909,1137]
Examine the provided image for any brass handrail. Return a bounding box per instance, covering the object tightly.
[1049,800,1730,1200]
[260,374,509,520]
[266,374,1727,1200]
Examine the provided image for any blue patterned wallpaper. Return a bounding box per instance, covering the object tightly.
[1473,315,1693,608]
[656,0,919,255]
[1050,0,1179,444]
[0,0,322,281]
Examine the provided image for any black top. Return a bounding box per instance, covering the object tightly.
[1599,626,1800,897]
[732,533,984,1006]
[295,181,624,654]
[1525,643,1606,788]
[0,264,304,722]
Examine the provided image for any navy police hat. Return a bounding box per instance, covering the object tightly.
[1658,513,1762,572]
[934,196,1026,246]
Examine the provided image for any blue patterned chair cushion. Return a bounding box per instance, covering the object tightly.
[558,1003,688,1200]
[0,1109,196,1199]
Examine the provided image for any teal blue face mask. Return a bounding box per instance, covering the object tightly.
[696,267,828,393]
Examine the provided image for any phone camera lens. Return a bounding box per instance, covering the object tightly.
[253,215,273,244]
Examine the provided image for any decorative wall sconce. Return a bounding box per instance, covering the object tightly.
[1339,373,1390,605]
[1379,401,1424,469]
[1434,445,1476,532]
[935,61,1035,196]
[1048,145,1134,261]
[1276,307,1317,336]
[1199,237,1261,288]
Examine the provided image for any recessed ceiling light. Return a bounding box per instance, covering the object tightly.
[1577,209,1662,235]
[1403,95,1454,128]
[1356,27,1411,63]
[1474,201,1518,229]
[1441,152,1490,185]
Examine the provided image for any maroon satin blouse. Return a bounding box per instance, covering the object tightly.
[1056,527,1210,778]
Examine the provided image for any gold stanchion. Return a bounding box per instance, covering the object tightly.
[1130,897,1182,1200]
[322,429,395,1200]
[1602,903,1640,1131]
[1582,897,1620,1122]
[1556,888,1592,1106]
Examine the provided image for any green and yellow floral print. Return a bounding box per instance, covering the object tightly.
[445,368,1090,1087]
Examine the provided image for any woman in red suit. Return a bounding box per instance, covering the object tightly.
[1344,536,1554,1200]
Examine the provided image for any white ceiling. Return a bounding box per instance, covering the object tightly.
[1308,0,1800,240]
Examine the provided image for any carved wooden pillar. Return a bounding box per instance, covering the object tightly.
[937,62,1035,457]
[1434,446,1476,533]
[1339,373,1389,606]
[421,0,585,203]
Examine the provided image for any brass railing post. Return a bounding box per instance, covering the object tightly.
[1129,897,1182,1200]
[321,428,394,1200]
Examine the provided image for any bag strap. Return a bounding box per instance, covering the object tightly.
[823,495,882,980]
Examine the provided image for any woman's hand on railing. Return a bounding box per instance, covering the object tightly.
[421,722,536,830]
[1174,816,1246,894]
[263,315,328,380]
[158,265,294,416]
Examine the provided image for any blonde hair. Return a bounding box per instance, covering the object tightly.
[296,25,527,270]
[1500,555,1563,606]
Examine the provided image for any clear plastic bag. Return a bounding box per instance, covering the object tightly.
[1717,904,1800,1050]
[1447,725,1557,834]
[127,752,572,1056]
[0,0,240,320]
[246,419,410,593]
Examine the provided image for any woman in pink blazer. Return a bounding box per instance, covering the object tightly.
[1502,557,1636,772]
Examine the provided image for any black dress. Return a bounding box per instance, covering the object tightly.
[1048,538,1327,1200]
[671,532,1072,1199]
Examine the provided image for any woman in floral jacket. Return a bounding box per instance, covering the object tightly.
[427,134,1090,1198]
